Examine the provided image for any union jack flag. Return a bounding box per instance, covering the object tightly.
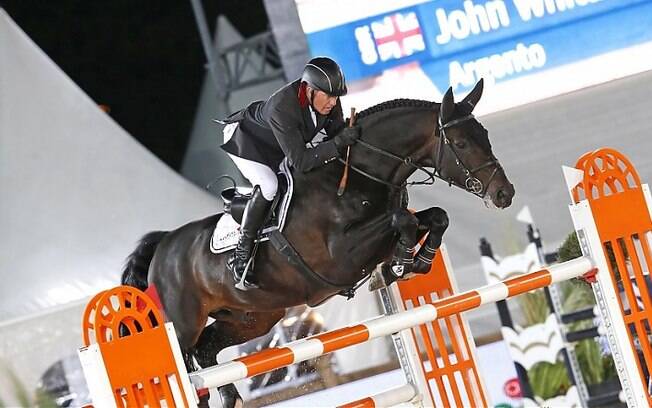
[355,11,426,66]
[371,12,425,62]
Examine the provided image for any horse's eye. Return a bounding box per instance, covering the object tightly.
[454,140,467,149]
[362,200,371,207]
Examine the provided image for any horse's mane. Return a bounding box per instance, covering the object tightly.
[355,99,439,120]
[354,98,492,152]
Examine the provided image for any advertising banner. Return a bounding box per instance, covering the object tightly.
[296,0,652,113]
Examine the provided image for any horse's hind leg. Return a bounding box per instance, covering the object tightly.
[193,310,286,408]
[153,283,209,400]
[413,207,449,273]
[192,322,238,408]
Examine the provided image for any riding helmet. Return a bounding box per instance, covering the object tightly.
[301,57,347,97]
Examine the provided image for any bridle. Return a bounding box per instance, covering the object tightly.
[337,112,501,198]
[435,113,501,198]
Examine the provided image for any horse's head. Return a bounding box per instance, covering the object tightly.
[345,80,513,208]
[434,80,514,208]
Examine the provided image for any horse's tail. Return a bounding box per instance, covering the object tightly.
[121,231,167,290]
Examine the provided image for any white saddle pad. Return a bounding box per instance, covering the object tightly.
[210,213,241,254]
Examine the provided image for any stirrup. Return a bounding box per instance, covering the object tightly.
[232,234,261,291]
[234,257,258,291]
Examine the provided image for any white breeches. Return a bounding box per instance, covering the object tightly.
[228,154,278,200]
[223,123,278,200]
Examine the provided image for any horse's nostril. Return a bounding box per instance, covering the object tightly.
[495,189,513,207]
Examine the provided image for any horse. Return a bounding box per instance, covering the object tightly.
[120,79,514,407]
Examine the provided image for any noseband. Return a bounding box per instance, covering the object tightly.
[337,113,501,198]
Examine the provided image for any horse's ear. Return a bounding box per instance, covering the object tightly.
[460,78,484,112]
[440,87,455,124]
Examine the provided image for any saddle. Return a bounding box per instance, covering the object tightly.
[210,160,293,254]
[210,159,361,299]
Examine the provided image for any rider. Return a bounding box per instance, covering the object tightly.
[220,56,361,289]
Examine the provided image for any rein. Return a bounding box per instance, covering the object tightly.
[338,112,501,198]
[337,139,437,190]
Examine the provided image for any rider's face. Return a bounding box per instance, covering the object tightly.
[309,87,338,115]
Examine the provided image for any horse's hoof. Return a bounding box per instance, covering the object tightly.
[197,393,210,408]
[368,267,387,291]
[401,272,416,280]
[218,383,242,408]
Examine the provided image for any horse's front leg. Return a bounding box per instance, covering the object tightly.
[380,208,419,285]
[412,207,449,273]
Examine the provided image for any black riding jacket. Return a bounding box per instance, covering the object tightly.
[221,79,346,172]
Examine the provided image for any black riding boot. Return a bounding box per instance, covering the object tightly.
[231,186,272,289]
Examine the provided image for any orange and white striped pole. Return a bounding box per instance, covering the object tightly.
[189,257,596,391]
[338,384,417,408]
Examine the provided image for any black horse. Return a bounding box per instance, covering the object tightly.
[121,80,514,407]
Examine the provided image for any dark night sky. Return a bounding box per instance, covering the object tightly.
[1,1,268,170]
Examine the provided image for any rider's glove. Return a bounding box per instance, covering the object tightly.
[333,126,361,149]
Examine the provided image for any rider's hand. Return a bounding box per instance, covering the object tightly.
[333,126,361,149]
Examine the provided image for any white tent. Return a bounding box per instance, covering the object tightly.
[0,8,218,402]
